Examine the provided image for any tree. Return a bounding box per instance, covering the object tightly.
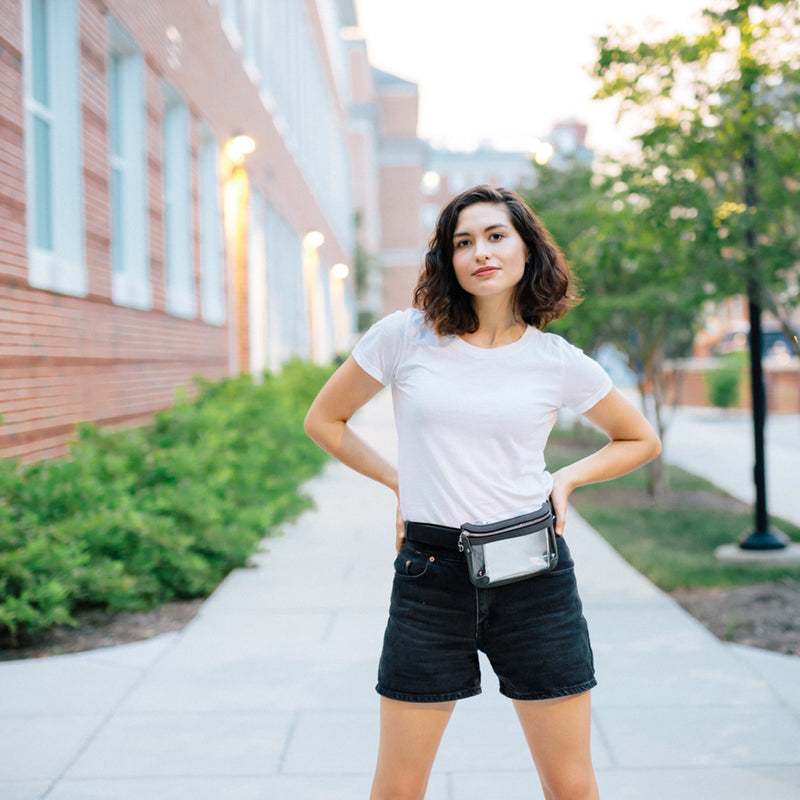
[594,0,800,542]
[594,0,800,352]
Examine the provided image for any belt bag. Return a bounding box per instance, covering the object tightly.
[458,501,558,588]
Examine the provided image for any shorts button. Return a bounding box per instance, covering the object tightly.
[429,556,435,562]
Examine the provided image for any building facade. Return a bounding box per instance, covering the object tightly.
[0,0,359,461]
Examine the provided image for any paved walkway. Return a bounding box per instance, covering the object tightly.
[662,404,800,528]
[2,393,799,799]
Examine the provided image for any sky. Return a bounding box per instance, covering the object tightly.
[353,0,716,156]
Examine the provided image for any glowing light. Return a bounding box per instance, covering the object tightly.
[528,139,554,166]
[303,231,325,249]
[421,171,441,195]
[331,263,349,280]
[225,134,256,164]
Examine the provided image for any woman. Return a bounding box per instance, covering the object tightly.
[304,186,661,800]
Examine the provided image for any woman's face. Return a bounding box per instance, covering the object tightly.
[451,202,528,302]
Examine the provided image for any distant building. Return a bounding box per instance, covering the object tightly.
[546,119,593,167]
[380,137,544,315]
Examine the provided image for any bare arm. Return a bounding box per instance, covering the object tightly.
[304,357,404,545]
[549,387,662,536]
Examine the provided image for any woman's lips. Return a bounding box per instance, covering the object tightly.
[473,267,499,277]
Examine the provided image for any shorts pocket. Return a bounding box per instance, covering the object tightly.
[393,542,432,579]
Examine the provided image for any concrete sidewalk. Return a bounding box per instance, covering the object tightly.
[2,392,800,799]
[662,404,799,528]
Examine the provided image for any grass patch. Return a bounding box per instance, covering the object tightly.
[545,433,800,592]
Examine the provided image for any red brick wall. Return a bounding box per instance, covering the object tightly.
[0,0,230,461]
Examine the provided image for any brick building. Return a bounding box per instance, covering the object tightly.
[1,0,361,460]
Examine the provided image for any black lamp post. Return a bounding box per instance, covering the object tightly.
[739,290,788,549]
[737,115,788,551]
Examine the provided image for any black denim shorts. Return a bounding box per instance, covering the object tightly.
[376,534,596,703]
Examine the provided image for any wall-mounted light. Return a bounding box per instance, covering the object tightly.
[331,263,349,280]
[225,133,256,165]
[303,231,325,249]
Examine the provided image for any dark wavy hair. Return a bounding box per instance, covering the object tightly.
[413,185,579,335]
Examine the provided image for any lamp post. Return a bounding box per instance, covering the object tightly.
[737,120,787,551]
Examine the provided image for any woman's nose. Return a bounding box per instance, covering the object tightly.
[475,242,491,261]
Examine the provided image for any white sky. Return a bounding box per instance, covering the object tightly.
[353,0,715,156]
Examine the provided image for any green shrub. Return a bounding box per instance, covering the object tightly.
[705,357,744,409]
[0,360,332,643]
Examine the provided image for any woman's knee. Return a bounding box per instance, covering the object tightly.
[370,773,429,800]
[540,768,599,800]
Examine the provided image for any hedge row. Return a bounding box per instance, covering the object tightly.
[0,361,333,643]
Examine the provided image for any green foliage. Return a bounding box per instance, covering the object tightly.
[0,361,333,643]
[705,358,744,408]
[593,0,800,346]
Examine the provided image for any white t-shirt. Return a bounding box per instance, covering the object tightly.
[352,309,613,528]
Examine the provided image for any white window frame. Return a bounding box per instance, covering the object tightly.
[23,0,87,296]
[107,17,151,310]
[198,132,226,325]
[161,86,196,319]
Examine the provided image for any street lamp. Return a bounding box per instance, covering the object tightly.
[734,68,788,551]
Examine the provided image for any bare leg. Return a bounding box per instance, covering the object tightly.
[370,697,456,800]
[513,691,598,800]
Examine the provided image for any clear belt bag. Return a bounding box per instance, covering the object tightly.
[458,501,558,588]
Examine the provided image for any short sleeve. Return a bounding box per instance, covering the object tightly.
[351,310,412,385]
[560,341,614,414]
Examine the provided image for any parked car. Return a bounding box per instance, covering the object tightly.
[712,325,798,360]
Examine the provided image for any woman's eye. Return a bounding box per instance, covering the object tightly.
[489,232,504,241]
[455,239,471,248]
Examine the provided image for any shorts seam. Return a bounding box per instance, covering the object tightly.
[376,685,482,703]
[499,677,597,702]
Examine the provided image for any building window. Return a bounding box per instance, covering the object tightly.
[23,0,86,295]
[199,133,226,325]
[108,18,150,309]
[162,87,196,318]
